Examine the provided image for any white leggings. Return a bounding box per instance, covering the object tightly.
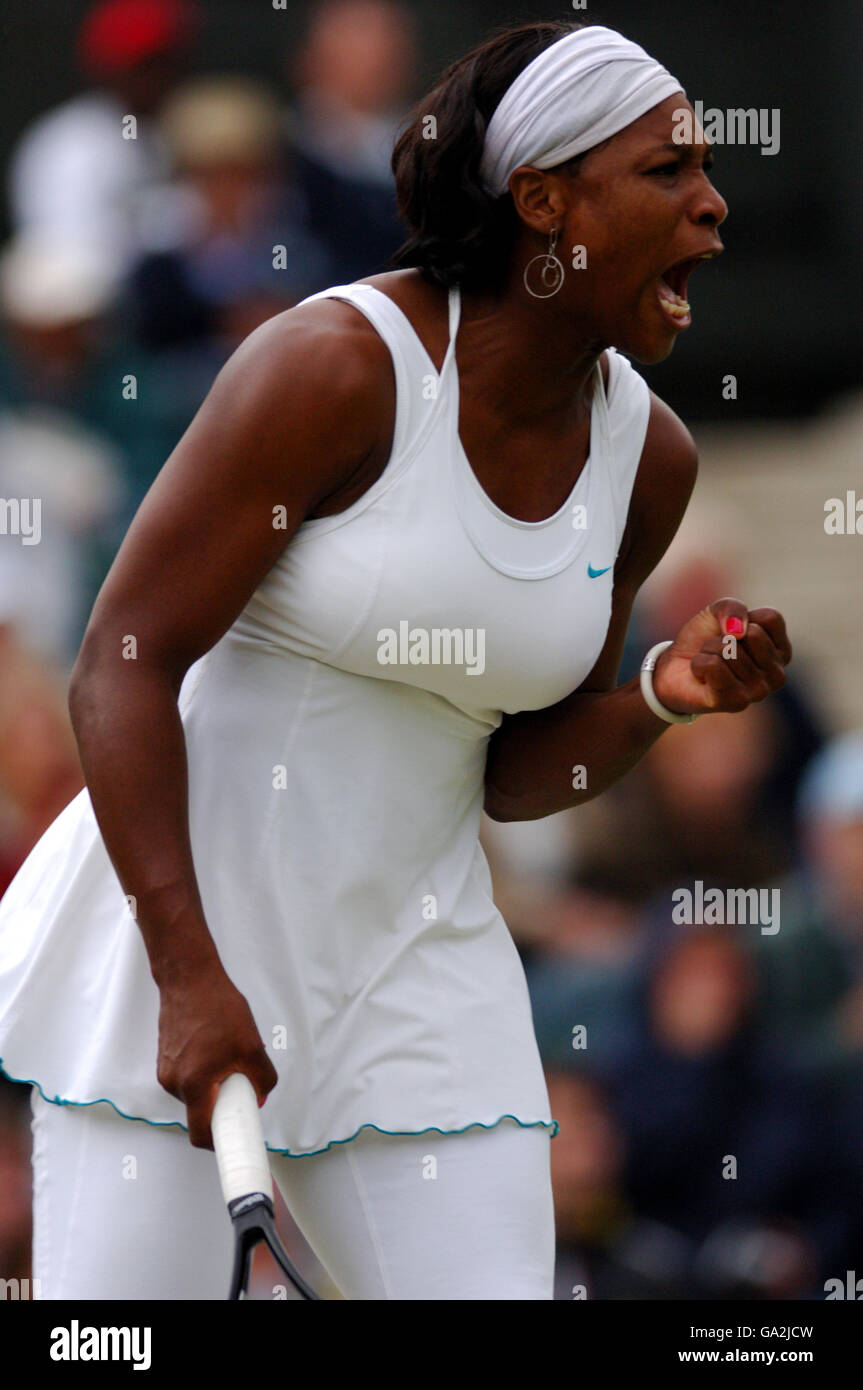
[30,1090,555,1300]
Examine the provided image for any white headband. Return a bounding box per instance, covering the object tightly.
[479,25,686,198]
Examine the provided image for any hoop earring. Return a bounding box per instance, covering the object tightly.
[523,227,565,299]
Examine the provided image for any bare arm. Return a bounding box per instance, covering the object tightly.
[483,393,791,822]
[68,302,393,1143]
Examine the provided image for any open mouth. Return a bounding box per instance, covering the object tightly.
[656,253,715,326]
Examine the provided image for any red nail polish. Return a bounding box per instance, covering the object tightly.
[725,617,744,636]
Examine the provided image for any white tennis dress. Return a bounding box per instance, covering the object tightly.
[0,281,651,1156]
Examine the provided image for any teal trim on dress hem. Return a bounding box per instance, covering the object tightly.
[1,1057,560,1156]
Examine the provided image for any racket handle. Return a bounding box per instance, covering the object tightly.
[212,1073,273,1206]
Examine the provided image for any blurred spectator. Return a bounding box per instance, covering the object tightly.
[548,1067,692,1299]
[127,74,335,352]
[8,0,199,299]
[0,623,83,885]
[751,731,863,1073]
[286,0,415,281]
[585,704,790,897]
[540,701,794,913]
[572,537,825,903]
[630,510,826,852]
[603,921,848,1294]
[0,234,128,662]
[526,912,642,1076]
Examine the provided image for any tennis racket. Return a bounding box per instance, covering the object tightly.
[212,1072,320,1301]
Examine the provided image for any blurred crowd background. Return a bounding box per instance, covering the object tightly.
[1,0,862,1301]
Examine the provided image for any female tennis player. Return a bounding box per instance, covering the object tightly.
[0,20,791,1299]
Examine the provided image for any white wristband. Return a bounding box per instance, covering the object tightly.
[640,640,699,724]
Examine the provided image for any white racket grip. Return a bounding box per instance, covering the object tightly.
[212,1073,273,1206]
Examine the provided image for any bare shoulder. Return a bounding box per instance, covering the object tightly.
[74,294,403,680]
[225,293,396,412]
[640,388,699,474]
[614,389,698,584]
[176,292,401,521]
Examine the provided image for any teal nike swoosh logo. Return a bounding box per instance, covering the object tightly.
[587,564,612,578]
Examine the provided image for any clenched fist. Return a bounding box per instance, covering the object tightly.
[652,598,792,717]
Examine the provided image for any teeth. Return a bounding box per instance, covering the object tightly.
[658,278,690,313]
